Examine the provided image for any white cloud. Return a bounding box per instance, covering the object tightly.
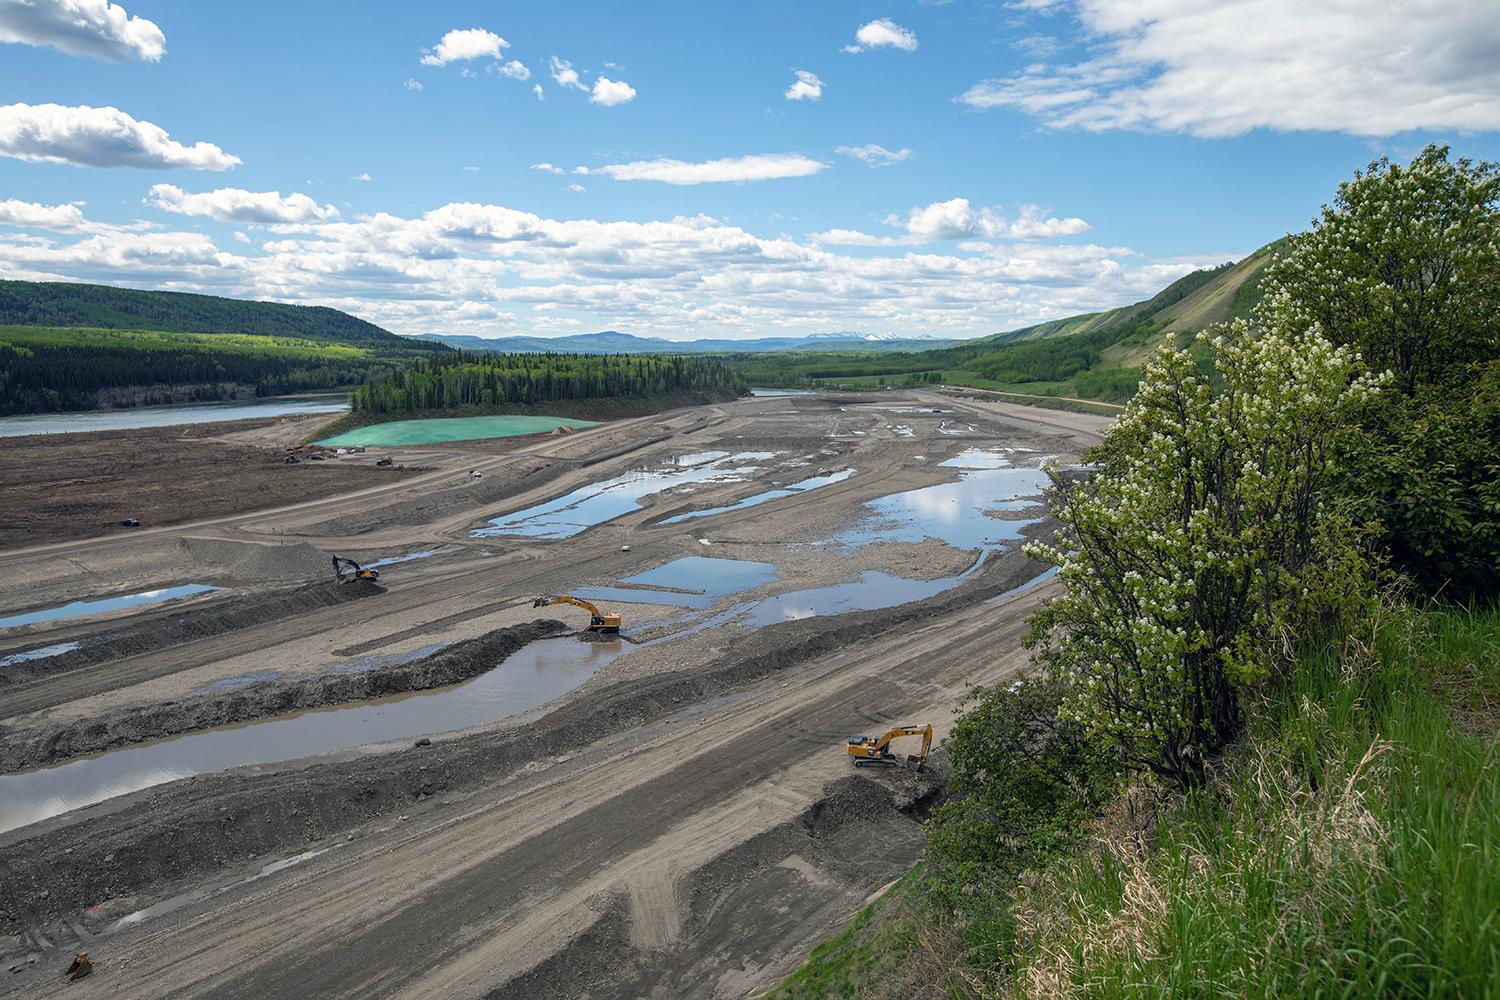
[566,183,586,193]
[463,165,480,173]
[0,198,90,231]
[0,196,1189,341]
[549,56,587,91]
[594,153,827,185]
[233,230,250,243]
[532,84,544,100]
[530,162,564,174]
[420,27,507,67]
[836,143,913,166]
[843,18,918,53]
[0,0,164,62]
[891,197,1090,241]
[146,184,339,224]
[784,70,824,101]
[0,103,239,170]
[590,76,636,106]
[815,198,1089,245]
[573,166,590,175]
[495,59,530,80]
[352,172,371,182]
[959,0,1500,137]
[404,78,423,91]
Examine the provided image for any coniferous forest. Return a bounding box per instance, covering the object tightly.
[349,350,745,414]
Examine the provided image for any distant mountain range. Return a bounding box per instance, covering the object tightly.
[406,330,959,355]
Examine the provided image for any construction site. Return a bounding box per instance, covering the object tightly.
[0,389,1108,998]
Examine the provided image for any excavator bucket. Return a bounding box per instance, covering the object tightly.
[64,953,92,982]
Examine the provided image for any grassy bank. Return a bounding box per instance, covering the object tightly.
[310,387,741,442]
[774,603,1500,997]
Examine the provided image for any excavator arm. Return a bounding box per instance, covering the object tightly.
[846,723,933,770]
[533,595,622,633]
[332,555,380,583]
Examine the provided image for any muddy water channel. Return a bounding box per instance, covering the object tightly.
[0,584,222,631]
[0,637,623,834]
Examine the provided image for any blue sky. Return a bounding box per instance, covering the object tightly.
[1,0,1497,340]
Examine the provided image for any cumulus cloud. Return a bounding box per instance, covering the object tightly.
[593,153,827,185]
[352,172,371,182]
[495,59,529,80]
[420,27,507,67]
[836,143,913,166]
[549,56,587,91]
[891,198,1090,241]
[0,195,1188,341]
[784,70,823,101]
[0,198,90,231]
[532,84,544,100]
[590,76,636,106]
[843,18,917,53]
[0,103,239,170]
[566,183,586,193]
[404,78,423,91]
[0,0,164,62]
[530,162,564,174]
[146,184,339,224]
[958,0,1500,136]
[815,198,1089,244]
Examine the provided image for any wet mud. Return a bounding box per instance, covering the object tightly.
[0,544,1044,936]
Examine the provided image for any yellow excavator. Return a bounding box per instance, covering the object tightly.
[533,595,621,633]
[332,555,380,583]
[847,723,933,771]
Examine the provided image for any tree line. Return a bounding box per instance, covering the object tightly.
[349,350,746,414]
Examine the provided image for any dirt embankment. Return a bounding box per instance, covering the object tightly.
[0,619,568,773]
[485,772,940,999]
[0,421,417,549]
[0,544,1049,935]
[0,579,384,692]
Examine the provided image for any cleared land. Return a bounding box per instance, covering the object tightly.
[0,415,425,549]
[0,390,1109,998]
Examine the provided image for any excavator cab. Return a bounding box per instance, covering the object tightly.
[332,555,380,584]
[532,595,621,633]
[847,723,933,771]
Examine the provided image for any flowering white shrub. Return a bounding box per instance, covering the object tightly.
[1025,323,1384,787]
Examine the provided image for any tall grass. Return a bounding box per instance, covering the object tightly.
[1007,605,1500,998]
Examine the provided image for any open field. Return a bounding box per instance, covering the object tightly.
[0,389,1109,998]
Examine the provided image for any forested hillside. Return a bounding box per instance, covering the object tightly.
[0,281,447,416]
[350,350,745,415]
[729,243,1277,402]
[0,280,428,347]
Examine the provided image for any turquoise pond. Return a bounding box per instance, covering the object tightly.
[317,414,600,447]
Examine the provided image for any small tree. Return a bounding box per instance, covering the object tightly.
[1025,324,1381,788]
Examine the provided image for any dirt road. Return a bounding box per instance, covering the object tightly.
[0,390,1109,997]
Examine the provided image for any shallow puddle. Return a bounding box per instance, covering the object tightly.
[660,469,854,524]
[621,556,777,596]
[0,636,624,834]
[0,584,223,631]
[743,570,967,628]
[838,465,1046,551]
[749,388,814,397]
[576,556,779,611]
[0,642,82,669]
[474,452,778,539]
[365,548,449,570]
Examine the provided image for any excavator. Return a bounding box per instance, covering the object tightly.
[533,595,621,633]
[332,555,380,584]
[847,723,933,771]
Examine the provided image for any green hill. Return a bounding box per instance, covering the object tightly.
[725,240,1282,402]
[0,280,448,417]
[0,279,438,349]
